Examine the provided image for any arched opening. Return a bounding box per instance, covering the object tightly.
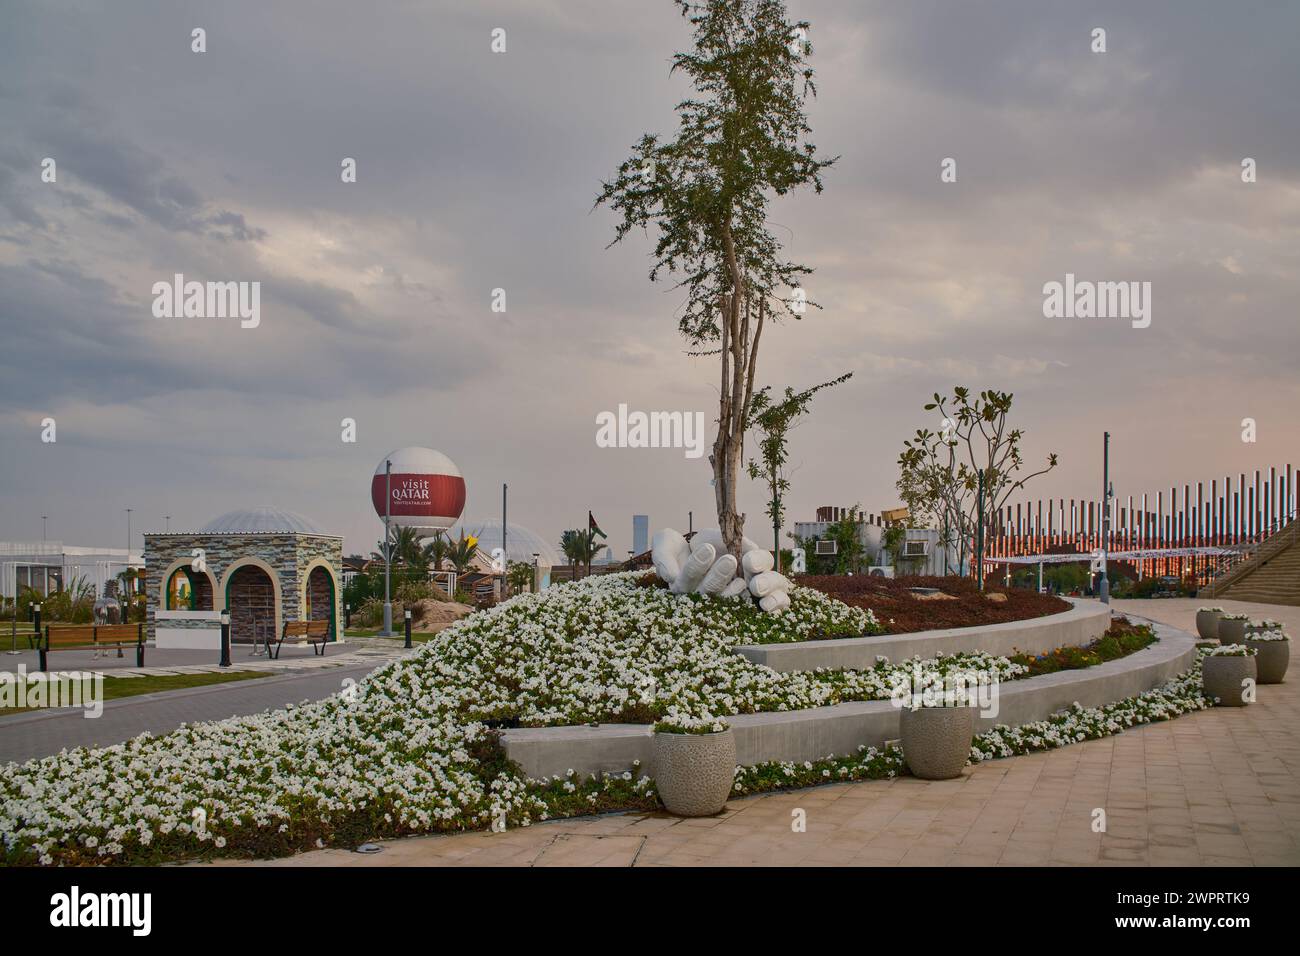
[225,564,277,645]
[165,566,214,610]
[305,564,336,642]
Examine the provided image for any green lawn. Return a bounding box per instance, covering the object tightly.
[0,670,268,717]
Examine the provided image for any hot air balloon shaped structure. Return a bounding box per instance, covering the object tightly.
[371,447,466,537]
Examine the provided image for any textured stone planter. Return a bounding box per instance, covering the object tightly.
[1217,618,1248,643]
[900,706,975,780]
[1201,655,1256,706]
[1245,640,1289,684]
[652,729,736,817]
[1195,609,1224,641]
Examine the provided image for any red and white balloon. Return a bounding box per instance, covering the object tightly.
[371,447,466,536]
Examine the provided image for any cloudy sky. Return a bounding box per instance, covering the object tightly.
[2,0,1298,558]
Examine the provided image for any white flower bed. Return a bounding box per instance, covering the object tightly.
[0,573,1182,866]
[971,657,1210,760]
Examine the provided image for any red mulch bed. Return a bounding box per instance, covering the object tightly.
[797,574,1072,634]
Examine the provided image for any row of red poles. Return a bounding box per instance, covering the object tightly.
[985,464,1295,584]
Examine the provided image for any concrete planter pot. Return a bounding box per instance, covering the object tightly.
[1245,640,1289,684]
[1217,618,1248,643]
[900,706,975,780]
[1201,655,1256,706]
[652,729,736,817]
[1195,609,1224,641]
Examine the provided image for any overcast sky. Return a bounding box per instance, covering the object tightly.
[2,0,1298,558]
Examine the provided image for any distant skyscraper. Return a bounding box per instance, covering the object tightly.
[633,514,649,555]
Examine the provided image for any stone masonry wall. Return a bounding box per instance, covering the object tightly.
[143,533,343,642]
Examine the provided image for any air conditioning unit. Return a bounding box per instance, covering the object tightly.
[815,539,838,555]
[867,565,894,578]
[902,540,929,558]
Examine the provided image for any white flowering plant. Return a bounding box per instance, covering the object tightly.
[1208,643,1256,656]
[1220,613,1250,621]
[1197,606,1224,613]
[0,572,1214,867]
[654,714,729,734]
[1245,629,1290,642]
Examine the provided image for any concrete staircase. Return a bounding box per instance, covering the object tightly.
[1205,520,1300,606]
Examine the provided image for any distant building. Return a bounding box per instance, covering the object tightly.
[0,542,143,601]
[793,506,957,576]
[632,515,649,557]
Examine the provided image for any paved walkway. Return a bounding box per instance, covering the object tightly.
[221,598,1300,867]
[0,651,406,764]
[0,636,406,679]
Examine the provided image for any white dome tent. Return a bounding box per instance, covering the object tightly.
[446,519,561,588]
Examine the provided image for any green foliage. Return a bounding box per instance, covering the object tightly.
[507,560,536,595]
[746,372,851,561]
[1008,620,1157,675]
[1041,562,1088,593]
[447,533,479,575]
[560,528,602,577]
[897,387,1058,576]
[789,505,867,574]
[596,0,836,557]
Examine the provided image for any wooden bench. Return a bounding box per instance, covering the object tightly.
[269,619,330,659]
[38,623,145,671]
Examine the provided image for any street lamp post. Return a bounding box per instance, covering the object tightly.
[382,458,393,636]
[1099,431,1112,605]
[41,515,47,542]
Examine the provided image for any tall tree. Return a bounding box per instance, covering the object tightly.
[896,387,1058,579]
[597,0,835,562]
[746,372,851,570]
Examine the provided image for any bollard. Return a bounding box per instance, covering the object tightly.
[219,610,231,667]
[345,603,351,629]
[403,609,412,649]
[33,603,42,638]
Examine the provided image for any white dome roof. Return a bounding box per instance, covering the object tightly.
[448,519,561,567]
[200,507,330,535]
[374,447,461,477]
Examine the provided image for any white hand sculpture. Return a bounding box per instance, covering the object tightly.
[651,527,793,614]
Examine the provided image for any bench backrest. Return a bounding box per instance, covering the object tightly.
[306,619,329,637]
[283,621,312,637]
[44,624,142,648]
[45,626,98,648]
[93,624,143,644]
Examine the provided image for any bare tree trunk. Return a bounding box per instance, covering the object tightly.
[710,219,763,564]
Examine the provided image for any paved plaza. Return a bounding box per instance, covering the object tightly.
[221,598,1300,867]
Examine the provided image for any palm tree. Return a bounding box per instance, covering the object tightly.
[560,529,601,579]
[421,531,451,572]
[448,533,479,575]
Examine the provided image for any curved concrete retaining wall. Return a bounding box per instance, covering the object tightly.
[502,618,1197,780]
[734,598,1109,673]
